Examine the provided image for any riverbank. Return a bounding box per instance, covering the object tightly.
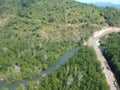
[88,27,120,90]
[0,47,80,90]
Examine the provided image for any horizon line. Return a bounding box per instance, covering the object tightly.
[75,0,120,4]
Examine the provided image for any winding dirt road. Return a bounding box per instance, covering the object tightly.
[88,27,120,90]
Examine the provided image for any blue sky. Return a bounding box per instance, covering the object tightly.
[75,0,120,4]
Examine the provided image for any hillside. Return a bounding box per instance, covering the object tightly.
[100,32,120,85]
[0,0,120,89]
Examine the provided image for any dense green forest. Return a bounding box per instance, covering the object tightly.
[0,0,120,89]
[1,47,109,90]
[100,32,120,85]
[98,7,120,26]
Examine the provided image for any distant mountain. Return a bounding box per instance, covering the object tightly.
[93,2,120,8]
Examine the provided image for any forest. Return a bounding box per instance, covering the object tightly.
[100,32,120,85]
[0,0,120,89]
[1,47,109,90]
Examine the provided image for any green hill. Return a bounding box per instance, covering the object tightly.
[0,0,120,89]
[100,32,120,85]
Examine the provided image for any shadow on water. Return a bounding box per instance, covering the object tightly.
[99,45,105,52]
[0,46,81,90]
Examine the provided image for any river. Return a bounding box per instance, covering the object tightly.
[0,46,80,90]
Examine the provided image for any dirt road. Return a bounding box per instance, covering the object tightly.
[88,27,120,90]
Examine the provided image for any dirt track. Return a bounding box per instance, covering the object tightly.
[88,27,120,90]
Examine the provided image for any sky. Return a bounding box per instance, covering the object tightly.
[75,0,120,4]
